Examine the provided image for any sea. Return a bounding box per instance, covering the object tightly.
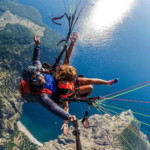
[18,0,150,143]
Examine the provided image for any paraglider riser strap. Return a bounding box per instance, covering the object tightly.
[75,87,82,97]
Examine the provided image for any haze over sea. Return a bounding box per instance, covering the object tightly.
[18,0,150,143]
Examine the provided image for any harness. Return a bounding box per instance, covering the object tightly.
[19,78,53,102]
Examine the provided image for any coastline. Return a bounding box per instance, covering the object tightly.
[17,121,43,147]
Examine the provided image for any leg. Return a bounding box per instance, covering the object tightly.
[61,101,69,134]
[76,85,93,98]
[62,101,69,112]
[76,77,119,98]
[78,77,108,86]
[75,78,107,99]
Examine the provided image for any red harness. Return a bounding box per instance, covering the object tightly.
[19,79,52,102]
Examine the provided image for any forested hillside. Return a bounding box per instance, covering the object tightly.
[0,0,64,149]
[0,0,43,26]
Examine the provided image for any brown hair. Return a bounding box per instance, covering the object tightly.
[54,64,77,82]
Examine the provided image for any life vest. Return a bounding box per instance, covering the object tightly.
[57,75,85,98]
[57,81,75,98]
[19,79,53,102]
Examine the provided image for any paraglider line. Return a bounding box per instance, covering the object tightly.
[105,98,150,104]
[102,102,150,111]
[103,81,150,98]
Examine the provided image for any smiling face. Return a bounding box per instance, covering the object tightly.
[30,72,46,86]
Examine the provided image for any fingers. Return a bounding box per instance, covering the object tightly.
[70,115,76,122]
[34,35,40,41]
[34,35,40,46]
[73,31,78,38]
[72,115,76,120]
[61,124,65,130]
[34,35,37,41]
[73,32,78,39]
[70,32,78,44]
[61,123,68,130]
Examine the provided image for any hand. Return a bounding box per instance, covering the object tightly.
[70,31,78,44]
[68,115,77,124]
[61,121,68,135]
[34,35,40,47]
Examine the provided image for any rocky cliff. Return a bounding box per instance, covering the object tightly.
[39,110,150,150]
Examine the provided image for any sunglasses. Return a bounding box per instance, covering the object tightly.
[32,72,41,83]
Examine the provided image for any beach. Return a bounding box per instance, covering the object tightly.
[17,121,43,146]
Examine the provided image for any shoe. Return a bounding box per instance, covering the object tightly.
[108,78,119,86]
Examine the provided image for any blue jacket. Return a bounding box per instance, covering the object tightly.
[43,74,57,93]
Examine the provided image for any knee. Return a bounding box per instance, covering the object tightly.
[88,85,93,92]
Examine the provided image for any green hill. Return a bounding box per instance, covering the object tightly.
[0,0,64,149]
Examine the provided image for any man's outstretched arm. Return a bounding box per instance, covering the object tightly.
[32,35,42,69]
[63,32,78,65]
[37,94,76,123]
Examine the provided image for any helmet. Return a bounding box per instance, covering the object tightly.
[22,66,37,84]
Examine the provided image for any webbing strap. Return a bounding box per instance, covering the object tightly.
[81,110,89,128]
[51,15,64,25]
